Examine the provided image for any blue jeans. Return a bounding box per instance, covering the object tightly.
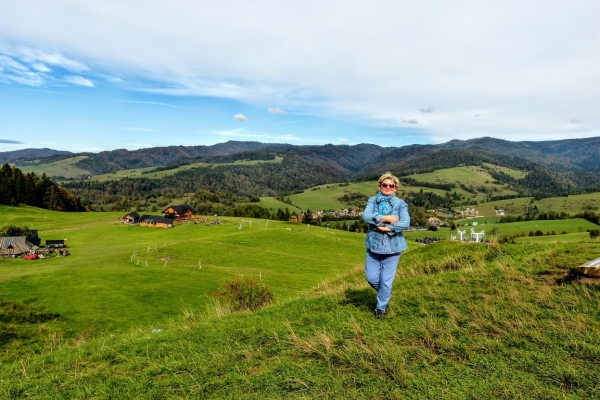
[364,250,401,312]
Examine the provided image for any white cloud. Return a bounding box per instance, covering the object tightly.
[268,107,287,115]
[0,1,599,144]
[233,113,248,122]
[16,47,88,72]
[0,55,28,71]
[64,75,94,87]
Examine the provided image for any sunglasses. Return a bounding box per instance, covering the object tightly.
[379,183,396,189]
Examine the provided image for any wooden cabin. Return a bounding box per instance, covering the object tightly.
[122,211,140,224]
[161,205,197,221]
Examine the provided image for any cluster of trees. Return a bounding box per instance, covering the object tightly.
[0,224,31,237]
[0,164,84,211]
[497,209,600,225]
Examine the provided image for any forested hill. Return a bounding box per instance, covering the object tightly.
[5,137,600,175]
[72,142,275,174]
[438,136,600,171]
[0,148,72,164]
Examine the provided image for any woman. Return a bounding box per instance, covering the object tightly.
[362,172,410,318]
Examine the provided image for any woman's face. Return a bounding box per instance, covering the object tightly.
[379,178,397,196]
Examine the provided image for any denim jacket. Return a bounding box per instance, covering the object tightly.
[362,195,410,254]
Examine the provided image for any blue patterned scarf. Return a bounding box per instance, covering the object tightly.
[376,191,394,215]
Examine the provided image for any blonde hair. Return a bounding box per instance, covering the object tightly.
[377,172,399,187]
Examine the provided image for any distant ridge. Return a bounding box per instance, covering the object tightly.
[3,136,600,177]
[0,148,72,164]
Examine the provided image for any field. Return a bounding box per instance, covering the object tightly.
[0,206,366,335]
[16,156,90,179]
[1,205,600,397]
[404,165,520,200]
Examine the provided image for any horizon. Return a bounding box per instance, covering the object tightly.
[2,134,600,156]
[1,2,599,153]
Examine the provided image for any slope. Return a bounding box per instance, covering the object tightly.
[1,241,599,398]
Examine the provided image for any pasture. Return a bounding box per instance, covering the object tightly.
[16,156,90,179]
[0,206,365,335]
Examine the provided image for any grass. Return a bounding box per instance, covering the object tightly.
[16,156,90,179]
[257,197,302,214]
[0,206,366,337]
[1,240,600,398]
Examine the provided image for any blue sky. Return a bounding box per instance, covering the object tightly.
[1,1,599,153]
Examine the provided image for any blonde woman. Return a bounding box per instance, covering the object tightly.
[362,172,410,318]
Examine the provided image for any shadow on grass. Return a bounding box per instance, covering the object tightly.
[339,288,375,312]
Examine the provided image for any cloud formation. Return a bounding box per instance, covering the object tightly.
[233,114,248,122]
[64,75,94,87]
[0,139,23,144]
[268,108,287,115]
[0,1,599,150]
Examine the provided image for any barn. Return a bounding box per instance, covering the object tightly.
[139,215,174,228]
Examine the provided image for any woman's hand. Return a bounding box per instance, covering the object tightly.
[374,226,392,232]
[380,215,399,224]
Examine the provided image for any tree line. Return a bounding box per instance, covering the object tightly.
[0,164,85,211]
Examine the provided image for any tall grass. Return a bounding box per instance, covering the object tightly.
[1,240,599,398]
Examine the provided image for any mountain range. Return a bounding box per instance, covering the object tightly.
[2,136,600,211]
[3,136,599,174]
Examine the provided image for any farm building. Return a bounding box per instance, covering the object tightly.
[161,205,197,221]
[46,239,66,248]
[139,215,174,228]
[0,236,36,258]
[122,211,140,224]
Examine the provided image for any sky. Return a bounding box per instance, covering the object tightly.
[1,1,599,153]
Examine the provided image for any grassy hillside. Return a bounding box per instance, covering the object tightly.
[286,176,598,219]
[16,156,90,179]
[1,238,599,398]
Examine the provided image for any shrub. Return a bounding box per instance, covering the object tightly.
[535,230,544,236]
[214,276,273,311]
[590,229,600,238]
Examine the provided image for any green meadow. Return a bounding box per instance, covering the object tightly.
[0,206,366,335]
[16,156,90,179]
[1,206,599,397]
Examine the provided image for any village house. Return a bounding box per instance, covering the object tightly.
[0,236,36,258]
[289,214,304,223]
[122,211,140,224]
[456,207,480,217]
[161,205,197,222]
[139,215,174,228]
[427,217,443,227]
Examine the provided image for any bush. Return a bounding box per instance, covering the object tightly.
[590,229,600,238]
[214,276,273,311]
